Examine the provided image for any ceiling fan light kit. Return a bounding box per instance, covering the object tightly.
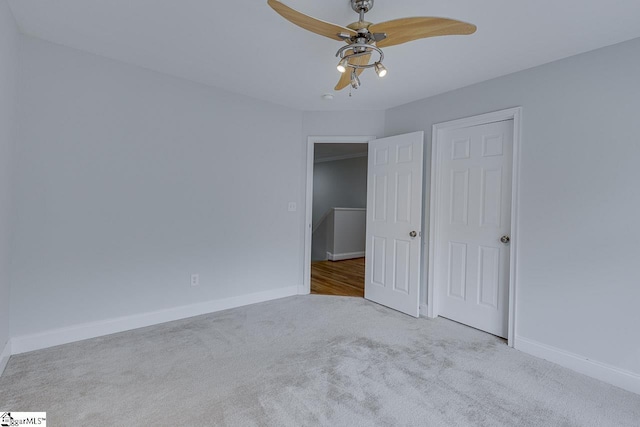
[337,57,349,73]
[267,0,476,91]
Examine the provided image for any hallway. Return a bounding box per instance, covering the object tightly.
[310,258,365,297]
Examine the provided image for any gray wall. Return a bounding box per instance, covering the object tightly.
[385,38,640,375]
[312,156,368,228]
[5,36,388,339]
[11,36,305,336]
[0,2,19,353]
[301,111,385,138]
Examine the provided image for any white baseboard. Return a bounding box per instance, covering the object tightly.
[11,286,298,355]
[327,251,365,261]
[515,336,640,395]
[0,339,11,376]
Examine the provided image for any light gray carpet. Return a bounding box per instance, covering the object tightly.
[1,295,639,426]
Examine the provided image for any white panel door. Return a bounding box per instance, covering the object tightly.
[435,120,513,337]
[365,132,424,317]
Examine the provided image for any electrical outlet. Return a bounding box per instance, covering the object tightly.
[191,274,199,286]
[288,202,297,212]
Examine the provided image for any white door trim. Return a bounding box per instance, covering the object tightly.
[302,135,377,295]
[428,107,522,347]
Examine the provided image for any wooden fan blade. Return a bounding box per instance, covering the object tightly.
[267,0,357,41]
[369,17,476,48]
[335,52,371,91]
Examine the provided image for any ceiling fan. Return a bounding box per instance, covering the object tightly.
[267,0,477,91]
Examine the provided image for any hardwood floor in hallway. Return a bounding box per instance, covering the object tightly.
[311,257,365,297]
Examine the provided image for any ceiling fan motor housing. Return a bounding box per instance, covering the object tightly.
[351,0,374,14]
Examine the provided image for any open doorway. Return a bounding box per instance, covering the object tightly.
[303,136,375,297]
[311,143,368,296]
[303,133,425,317]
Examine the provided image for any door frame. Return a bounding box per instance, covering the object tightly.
[301,135,377,295]
[427,107,522,347]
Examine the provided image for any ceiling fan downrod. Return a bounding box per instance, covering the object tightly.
[351,0,374,15]
[352,0,373,25]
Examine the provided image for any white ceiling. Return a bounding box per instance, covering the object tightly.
[8,0,640,111]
